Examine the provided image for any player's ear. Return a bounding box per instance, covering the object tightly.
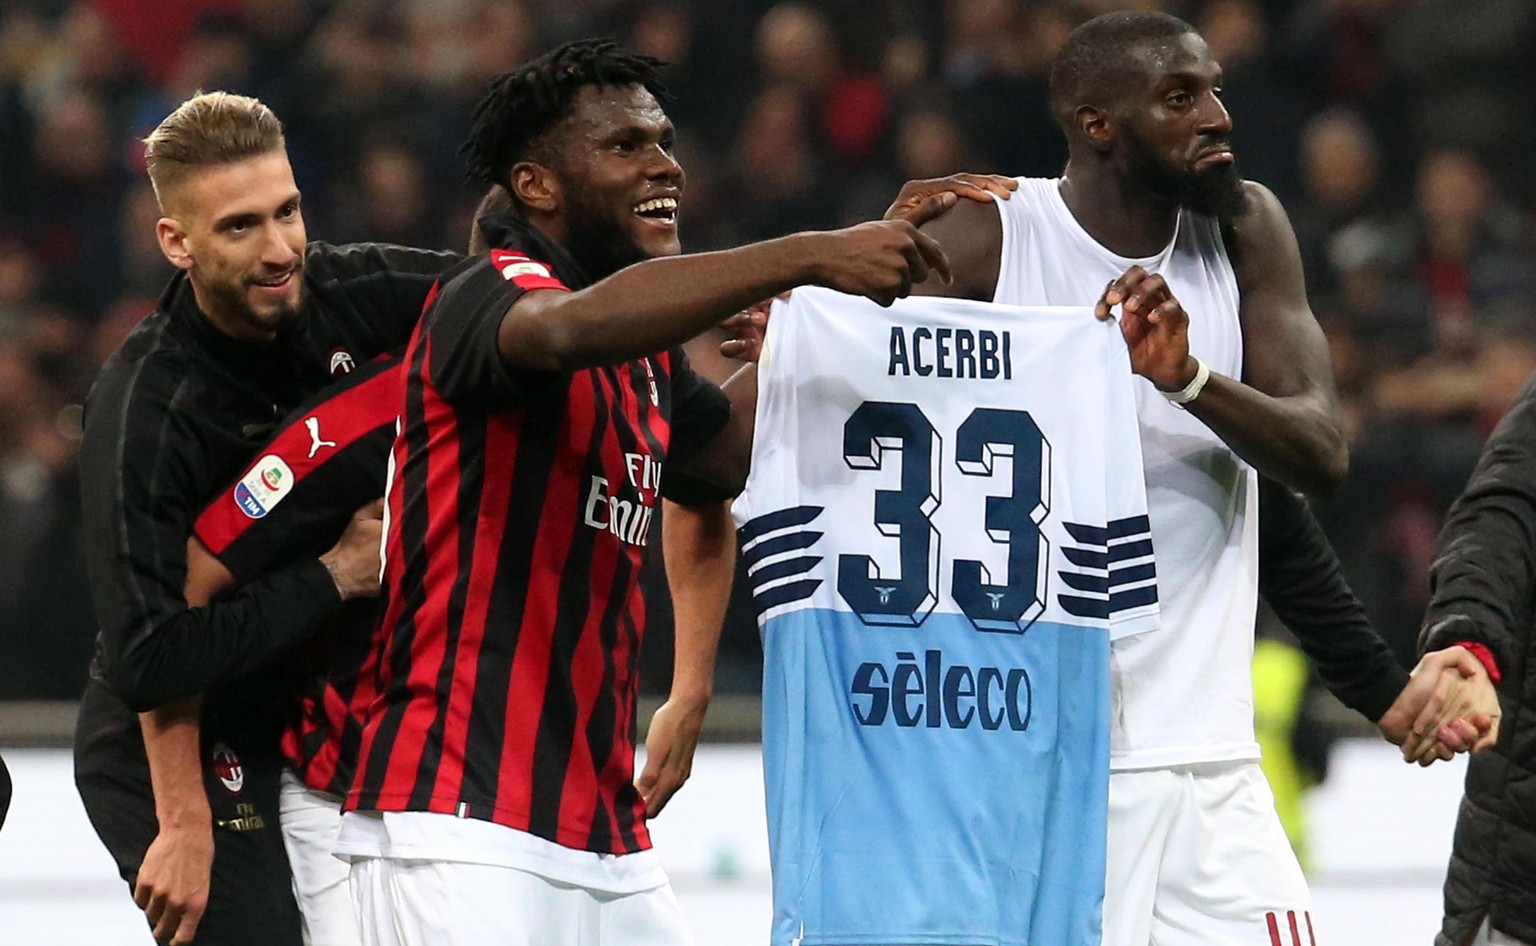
[1076,105,1113,153]
[157,217,194,271]
[511,162,560,216]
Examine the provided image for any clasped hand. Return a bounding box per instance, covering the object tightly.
[1377,646,1500,766]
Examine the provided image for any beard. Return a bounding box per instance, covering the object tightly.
[562,187,652,280]
[200,267,304,336]
[1124,132,1249,222]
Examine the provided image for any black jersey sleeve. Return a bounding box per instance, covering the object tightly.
[1257,476,1408,722]
[1420,371,1536,672]
[306,242,463,352]
[425,252,570,410]
[662,346,731,467]
[80,355,347,712]
[193,357,400,583]
[658,346,734,506]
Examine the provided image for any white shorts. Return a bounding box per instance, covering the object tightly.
[1105,761,1315,946]
[279,770,362,946]
[348,856,694,946]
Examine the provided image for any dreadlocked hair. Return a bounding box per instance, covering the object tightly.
[462,38,670,191]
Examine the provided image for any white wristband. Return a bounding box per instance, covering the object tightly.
[1163,357,1210,405]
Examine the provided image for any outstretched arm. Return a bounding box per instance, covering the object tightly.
[1257,477,1406,721]
[717,173,1016,360]
[1258,477,1494,762]
[498,210,952,374]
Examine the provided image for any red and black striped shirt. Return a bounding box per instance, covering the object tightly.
[345,214,730,855]
[193,355,402,797]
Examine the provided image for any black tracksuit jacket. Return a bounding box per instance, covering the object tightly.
[1422,369,1536,946]
[75,241,456,793]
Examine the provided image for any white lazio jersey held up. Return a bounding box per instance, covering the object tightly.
[993,177,1259,769]
[735,287,1157,946]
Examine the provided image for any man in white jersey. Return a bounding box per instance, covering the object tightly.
[896,11,1502,945]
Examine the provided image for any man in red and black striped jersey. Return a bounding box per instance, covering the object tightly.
[183,332,741,944]
[334,39,957,946]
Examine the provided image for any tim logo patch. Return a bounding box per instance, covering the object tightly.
[234,454,294,519]
[210,743,244,794]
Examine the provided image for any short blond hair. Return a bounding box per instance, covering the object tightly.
[144,91,285,210]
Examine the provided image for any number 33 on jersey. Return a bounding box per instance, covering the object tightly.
[734,287,1159,946]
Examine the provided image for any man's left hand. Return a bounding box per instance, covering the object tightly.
[883,173,1017,224]
[635,695,710,818]
[719,174,1017,362]
[1096,266,1197,391]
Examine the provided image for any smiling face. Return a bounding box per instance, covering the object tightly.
[539,84,684,277]
[1113,33,1245,218]
[155,150,307,340]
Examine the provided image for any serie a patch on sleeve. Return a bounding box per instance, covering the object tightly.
[234,454,295,519]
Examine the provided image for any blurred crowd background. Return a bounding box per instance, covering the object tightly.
[2,0,1534,707]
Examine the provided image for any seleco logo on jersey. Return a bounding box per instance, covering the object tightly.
[234,454,295,519]
[210,743,244,794]
[329,349,356,375]
[851,649,1033,732]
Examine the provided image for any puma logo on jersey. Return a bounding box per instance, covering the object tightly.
[305,417,337,458]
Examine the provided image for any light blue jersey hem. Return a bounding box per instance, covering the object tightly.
[761,609,1110,946]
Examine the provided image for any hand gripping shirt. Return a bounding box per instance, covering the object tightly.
[733,287,1158,946]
